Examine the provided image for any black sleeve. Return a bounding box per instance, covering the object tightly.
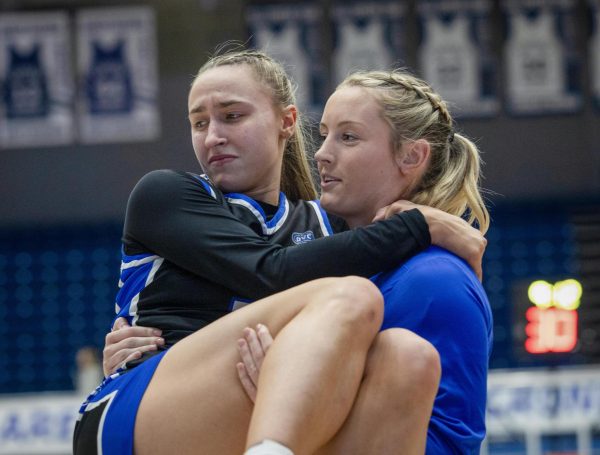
[124,170,431,299]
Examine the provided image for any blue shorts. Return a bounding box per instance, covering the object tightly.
[73,350,167,455]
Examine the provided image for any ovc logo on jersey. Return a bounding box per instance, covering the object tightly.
[292,230,315,244]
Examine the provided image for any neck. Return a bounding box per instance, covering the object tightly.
[246,187,280,206]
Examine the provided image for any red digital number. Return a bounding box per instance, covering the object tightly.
[525,307,578,354]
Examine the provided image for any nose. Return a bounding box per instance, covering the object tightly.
[204,120,226,149]
[314,137,333,165]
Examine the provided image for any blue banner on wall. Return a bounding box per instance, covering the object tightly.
[331,1,405,88]
[247,3,325,114]
[76,7,160,144]
[502,0,582,115]
[0,12,75,149]
[417,0,499,119]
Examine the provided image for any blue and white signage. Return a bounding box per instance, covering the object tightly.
[0,12,75,149]
[0,393,81,454]
[76,7,160,144]
[487,367,600,434]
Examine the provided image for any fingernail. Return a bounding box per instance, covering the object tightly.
[152,329,162,336]
[156,337,165,345]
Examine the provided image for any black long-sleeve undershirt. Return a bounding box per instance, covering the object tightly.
[124,170,431,300]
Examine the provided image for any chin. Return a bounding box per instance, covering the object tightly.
[320,197,345,218]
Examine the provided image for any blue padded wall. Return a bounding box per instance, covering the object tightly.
[0,224,121,393]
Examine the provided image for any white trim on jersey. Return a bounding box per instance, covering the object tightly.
[118,254,160,288]
[227,197,290,235]
[81,390,117,455]
[198,174,217,199]
[307,200,333,237]
[120,254,160,272]
[130,257,164,326]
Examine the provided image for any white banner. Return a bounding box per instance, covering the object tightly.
[0,12,75,149]
[418,0,499,118]
[331,2,405,87]
[0,393,82,454]
[76,6,160,144]
[502,0,582,115]
[247,3,325,113]
[486,367,600,435]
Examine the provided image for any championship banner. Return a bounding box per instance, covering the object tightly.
[331,2,405,87]
[417,0,498,119]
[76,6,160,144]
[0,12,75,149]
[502,0,582,115]
[590,0,600,110]
[246,3,325,113]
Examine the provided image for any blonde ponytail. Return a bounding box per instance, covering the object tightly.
[339,70,489,233]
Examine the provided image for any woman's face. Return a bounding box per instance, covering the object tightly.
[188,64,291,202]
[316,86,408,228]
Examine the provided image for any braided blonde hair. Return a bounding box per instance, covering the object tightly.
[194,49,317,201]
[339,70,489,233]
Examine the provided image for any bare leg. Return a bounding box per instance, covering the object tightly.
[315,328,441,455]
[134,277,383,455]
[246,277,384,454]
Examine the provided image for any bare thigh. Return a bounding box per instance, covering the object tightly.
[134,278,347,455]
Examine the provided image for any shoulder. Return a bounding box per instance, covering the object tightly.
[131,170,217,201]
[378,246,492,345]
[127,170,223,219]
[133,169,203,192]
[391,247,474,283]
[412,247,473,279]
[379,247,487,306]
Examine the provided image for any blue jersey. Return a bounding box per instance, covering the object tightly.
[372,246,493,455]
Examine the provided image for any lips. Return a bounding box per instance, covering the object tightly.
[320,173,341,188]
[208,154,237,165]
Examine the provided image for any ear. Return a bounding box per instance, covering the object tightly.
[395,139,430,175]
[280,104,297,140]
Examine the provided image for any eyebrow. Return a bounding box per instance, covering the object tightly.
[319,120,366,130]
[188,99,245,115]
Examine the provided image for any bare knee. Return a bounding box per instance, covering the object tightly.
[367,329,440,404]
[399,330,440,394]
[314,276,384,334]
